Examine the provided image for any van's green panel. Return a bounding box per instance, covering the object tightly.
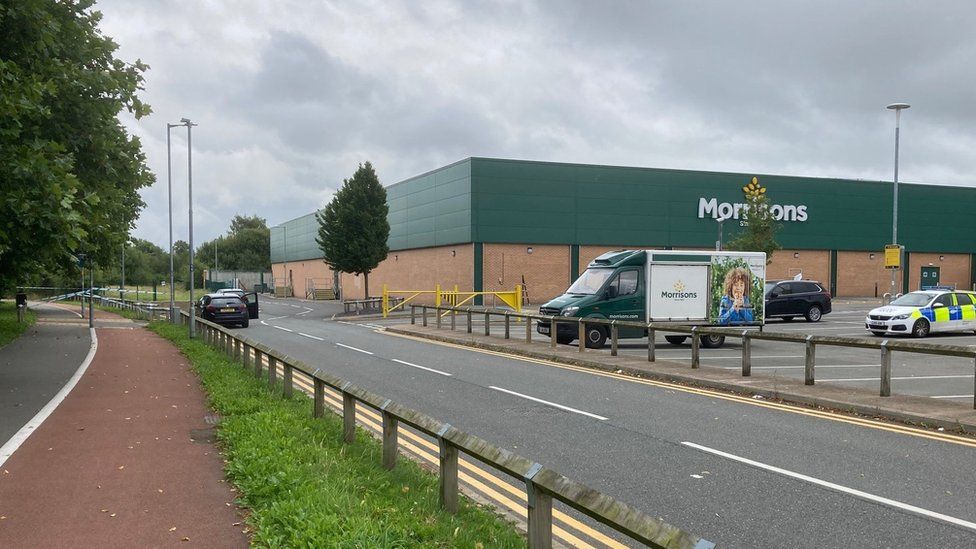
[650,254,711,263]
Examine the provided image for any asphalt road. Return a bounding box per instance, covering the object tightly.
[243,296,976,548]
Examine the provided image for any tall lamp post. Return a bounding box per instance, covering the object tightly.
[886,102,910,295]
[167,123,178,323]
[169,118,197,336]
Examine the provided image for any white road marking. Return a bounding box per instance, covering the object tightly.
[681,441,976,532]
[265,315,288,321]
[1,328,97,466]
[298,332,324,341]
[392,359,452,376]
[654,354,804,360]
[930,394,974,399]
[489,386,608,421]
[296,309,313,316]
[336,342,373,355]
[260,320,268,326]
[290,304,302,309]
[273,326,294,333]
[822,374,974,382]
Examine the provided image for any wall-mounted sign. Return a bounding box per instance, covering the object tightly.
[698,177,808,223]
[884,244,902,269]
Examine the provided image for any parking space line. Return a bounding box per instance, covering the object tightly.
[822,374,974,382]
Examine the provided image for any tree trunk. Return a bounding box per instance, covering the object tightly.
[364,272,369,299]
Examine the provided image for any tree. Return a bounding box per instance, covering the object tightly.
[0,0,153,295]
[725,177,782,263]
[316,162,390,298]
[195,215,270,272]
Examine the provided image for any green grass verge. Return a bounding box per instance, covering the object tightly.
[0,301,36,349]
[149,321,525,548]
[92,302,149,321]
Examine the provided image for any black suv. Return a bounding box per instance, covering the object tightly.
[764,280,832,322]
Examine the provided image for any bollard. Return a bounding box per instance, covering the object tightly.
[610,321,618,356]
[805,335,816,385]
[578,319,585,353]
[504,314,510,339]
[647,326,655,362]
[17,304,25,323]
[741,330,751,377]
[485,311,491,336]
[880,341,891,397]
[691,327,700,368]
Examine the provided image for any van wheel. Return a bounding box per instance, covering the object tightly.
[805,305,822,322]
[556,334,574,345]
[911,318,930,338]
[700,334,725,348]
[584,326,607,349]
[664,335,686,345]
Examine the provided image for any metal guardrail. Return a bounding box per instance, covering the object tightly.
[177,310,714,548]
[410,305,976,410]
[68,294,170,321]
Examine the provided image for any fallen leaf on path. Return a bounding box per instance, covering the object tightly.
[117,465,125,470]
[110,513,117,518]
[101,509,108,513]
[158,489,164,493]
[181,537,190,542]
[169,527,177,532]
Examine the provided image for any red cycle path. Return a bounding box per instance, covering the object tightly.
[0,326,248,547]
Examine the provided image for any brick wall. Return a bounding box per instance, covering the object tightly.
[270,260,333,297]
[835,251,888,297]
[339,244,474,302]
[484,244,570,304]
[767,250,830,288]
[906,253,970,292]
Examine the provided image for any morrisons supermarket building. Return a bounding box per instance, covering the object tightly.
[271,157,976,302]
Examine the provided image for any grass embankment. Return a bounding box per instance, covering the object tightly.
[150,321,524,548]
[0,301,36,348]
[91,302,151,321]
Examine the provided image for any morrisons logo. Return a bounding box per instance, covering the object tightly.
[662,280,697,300]
[698,177,808,222]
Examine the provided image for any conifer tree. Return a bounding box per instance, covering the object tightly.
[316,162,390,298]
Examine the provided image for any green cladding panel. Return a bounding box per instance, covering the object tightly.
[387,159,473,250]
[468,158,976,253]
[270,212,324,263]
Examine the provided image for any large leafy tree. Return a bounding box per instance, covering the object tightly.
[0,0,153,295]
[316,162,389,298]
[195,215,271,272]
[726,177,782,263]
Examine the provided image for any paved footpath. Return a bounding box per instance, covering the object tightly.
[0,305,247,547]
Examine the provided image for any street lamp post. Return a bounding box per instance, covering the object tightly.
[181,117,197,338]
[886,102,910,294]
[167,123,178,323]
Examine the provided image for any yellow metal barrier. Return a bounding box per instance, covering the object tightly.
[382,284,522,318]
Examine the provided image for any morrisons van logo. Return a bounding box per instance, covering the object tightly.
[661,280,698,300]
[698,177,808,222]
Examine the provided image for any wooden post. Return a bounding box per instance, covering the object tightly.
[504,313,510,339]
[342,388,356,443]
[422,306,428,327]
[741,331,752,376]
[467,308,472,333]
[550,317,557,349]
[267,356,277,388]
[526,479,553,548]
[410,306,415,325]
[805,335,816,385]
[647,326,655,362]
[438,427,458,513]
[610,321,618,357]
[436,308,442,329]
[254,349,263,377]
[283,364,293,399]
[381,403,398,470]
[313,378,324,418]
[691,327,700,368]
[578,319,585,353]
[526,315,532,343]
[485,311,491,336]
[450,308,456,331]
[880,340,891,397]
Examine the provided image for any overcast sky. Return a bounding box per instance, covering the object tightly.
[95,0,976,249]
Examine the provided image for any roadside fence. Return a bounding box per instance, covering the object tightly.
[381,284,522,318]
[177,310,714,549]
[409,305,976,410]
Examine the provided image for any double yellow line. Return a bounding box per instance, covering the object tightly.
[258,355,625,548]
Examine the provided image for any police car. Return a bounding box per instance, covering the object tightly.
[865,290,976,338]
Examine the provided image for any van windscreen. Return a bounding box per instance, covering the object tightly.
[567,268,615,295]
